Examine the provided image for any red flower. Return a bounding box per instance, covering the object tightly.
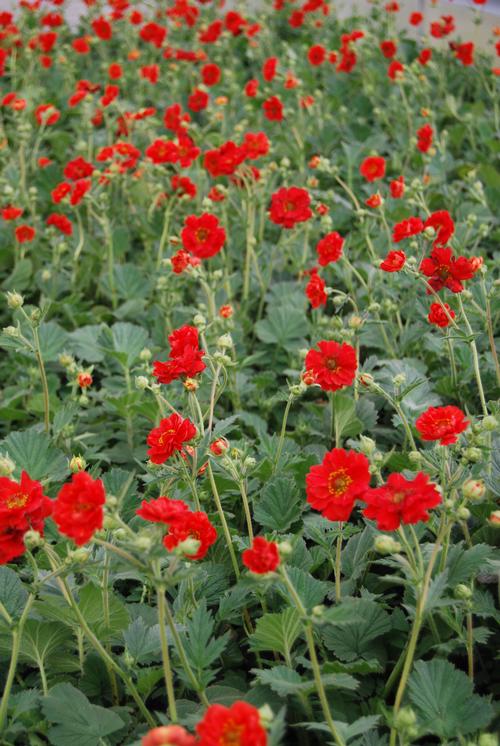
[136,496,189,524]
[454,41,474,66]
[365,193,382,208]
[416,123,433,153]
[46,213,72,235]
[92,16,112,40]
[145,138,179,164]
[308,44,326,65]
[210,437,229,456]
[108,62,122,79]
[181,213,226,259]
[380,250,406,272]
[139,22,167,48]
[428,302,455,328]
[306,448,370,522]
[242,537,280,574]
[171,249,193,274]
[77,372,92,388]
[410,12,423,25]
[52,472,105,546]
[262,95,283,121]
[262,56,278,81]
[64,156,93,181]
[204,141,246,177]
[306,270,327,308]
[418,48,432,66]
[380,40,397,58]
[242,132,269,160]
[153,325,206,384]
[196,701,267,746]
[245,79,259,97]
[163,510,217,560]
[316,231,344,266]
[269,186,312,229]
[2,205,23,220]
[15,225,36,243]
[304,340,357,391]
[201,63,221,86]
[35,103,60,126]
[415,405,470,445]
[188,88,209,112]
[424,210,454,247]
[420,247,475,293]
[359,156,386,182]
[392,217,424,242]
[142,725,196,746]
[362,472,441,530]
[388,60,404,80]
[147,413,197,464]
[0,471,51,564]
[390,176,405,198]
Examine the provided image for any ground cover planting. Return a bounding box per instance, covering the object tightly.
[0,1,499,744]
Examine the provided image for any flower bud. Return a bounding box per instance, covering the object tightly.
[243,456,256,471]
[6,291,24,309]
[394,707,417,731]
[359,372,374,387]
[135,375,149,390]
[139,347,152,361]
[258,704,274,730]
[183,378,199,391]
[454,583,472,600]
[462,479,485,501]
[24,530,43,549]
[392,373,406,387]
[456,506,471,520]
[30,308,41,323]
[312,604,325,618]
[0,453,15,476]
[481,415,498,432]
[59,352,75,368]
[488,510,500,527]
[69,455,86,473]
[134,535,153,551]
[70,548,90,563]
[374,535,402,555]
[210,437,229,456]
[193,313,206,327]
[278,540,293,557]
[478,734,498,746]
[423,226,436,239]
[217,333,233,349]
[463,447,481,463]
[359,436,376,456]
[3,325,19,337]
[177,537,201,556]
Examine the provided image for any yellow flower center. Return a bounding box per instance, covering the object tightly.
[327,469,353,497]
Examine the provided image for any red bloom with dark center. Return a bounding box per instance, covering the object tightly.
[308,44,326,65]
[306,448,370,522]
[142,725,196,746]
[46,213,72,235]
[145,138,179,164]
[428,302,455,328]
[390,176,405,198]
[204,141,246,177]
[454,41,474,66]
[196,700,267,746]
[242,537,280,574]
[424,210,454,246]
[52,471,105,546]
[163,510,217,560]
[15,225,36,243]
[418,48,432,66]
[415,405,470,445]
[416,123,433,152]
[262,95,283,121]
[136,496,189,524]
[359,156,386,182]
[420,247,475,293]
[139,22,167,48]
[153,325,206,384]
[316,231,344,266]
[392,216,424,242]
[0,471,52,564]
[269,186,312,229]
[92,16,112,41]
[147,413,197,464]
[2,205,23,220]
[380,249,406,272]
[362,472,441,530]
[181,213,226,259]
[305,270,327,308]
[305,340,357,392]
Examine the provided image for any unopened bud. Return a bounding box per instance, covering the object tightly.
[135,375,149,390]
[463,447,481,463]
[462,479,485,501]
[374,535,402,555]
[454,583,472,600]
[69,455,86,473]
[183,378,199,391]
[0,454,15,476]
[217,333,233,349]
[394,707,417,731]
[392,373,406,387]
[278,540,293,557]
[177,537,201,556]
[6,291,24,309]
[24,530,43,549]
[481,415,498,432]
[457,506,471,520]
[193,313,206,327]
[139,347,152,361]
[258,704,274,729]
[359,436,376,456]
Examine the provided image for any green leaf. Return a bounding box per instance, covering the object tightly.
[445,543,494,586]
[255,305,308,348]
[107,322,149,366]
[249,609,301,659]
[341,526,376,583]
[322,599,391,661]
[2,258,33,291]
[17,620,74,671]
[408,659,493,738]
[278,566,329,612]
[0,566,28,619]
[178,601,230,689]
[252,666,304,696]
[42,683,124,746]
[78,583,129,641]
[123,617,161,663]
[37,322,69,362]
[253,476,302,531]
[67,325,104,362]
[331,393,363,442]
[1,428,68,482]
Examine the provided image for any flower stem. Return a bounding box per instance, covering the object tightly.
[32,325,50,433]
[334,523,343,603]
[0,594,35,733]
[457,295,488,416]
[156,584,178,722]
[274,394,294,471]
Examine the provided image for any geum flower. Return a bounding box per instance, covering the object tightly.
[181,213,226,259]
[392,216,424,242]
[242,537,280,574]
[420,247,477,293]
[196,700,267,746]
[362,472,442,530]
[52,471,105,546]
[146,413,197,464]
[268,186,312,229]
[415,405,470,446]
[153,325,206,385]
[304,340,357,391]
[0,471,52,564]
[306,448,371,522]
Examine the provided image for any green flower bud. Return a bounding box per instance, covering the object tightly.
[69,455,86,473]
[374,535,402,555]
[6,291,24,309]
[394,707,417,731]
[462,479,485,501]
[454,583,472,600]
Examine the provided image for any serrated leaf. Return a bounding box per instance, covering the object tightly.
[331,393,363,443]
[37,322,69,362]
[107,322,149,366]
[252,666,304,696]
[408,659,493,738]
[255,305,308,348]
[278,566,329,612]
[0,566,28,619]
[0,428,68,482]
[445,543,494,586]
[123,617,161,663]
[249,608,301,659]
[322,599,391,661]
[42,683,123,746]
[78,583,129,641]
[253,476,302,531]
[177,601,230,690]
[67,325,104,362]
